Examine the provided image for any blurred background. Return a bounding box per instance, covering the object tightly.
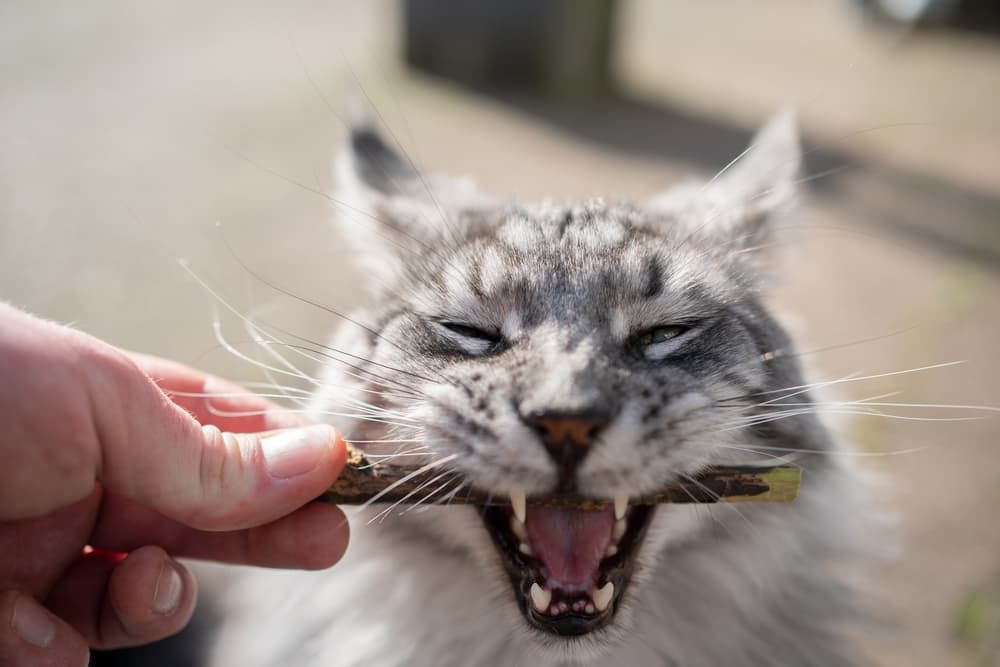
[2,1,998,665]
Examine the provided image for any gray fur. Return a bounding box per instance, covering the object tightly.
[209,112,871,667]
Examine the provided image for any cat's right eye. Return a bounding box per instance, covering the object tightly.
[436,322,503,356]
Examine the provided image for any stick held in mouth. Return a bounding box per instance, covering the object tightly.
[320,444,801,509]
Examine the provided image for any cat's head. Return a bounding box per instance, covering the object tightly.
[326,111,812,654]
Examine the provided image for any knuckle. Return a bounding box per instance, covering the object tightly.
[190,425,256,526]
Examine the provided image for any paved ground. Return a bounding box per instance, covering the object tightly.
[2,1,998,665]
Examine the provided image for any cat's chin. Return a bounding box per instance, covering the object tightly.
[479,499,655,638]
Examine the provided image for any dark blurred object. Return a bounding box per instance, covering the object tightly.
[851,0,1000,31]
[88,597,215,667]
[404,0,617,97]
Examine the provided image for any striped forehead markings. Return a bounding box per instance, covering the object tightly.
[495,209,630,252]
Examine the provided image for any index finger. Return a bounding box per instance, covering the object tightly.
[127,352,311,434]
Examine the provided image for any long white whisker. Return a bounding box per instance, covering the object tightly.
[357,454,459,511]
[399,471,463,515]
[718,361,967,407]
[369,469,458,524]
[719,443,925,458]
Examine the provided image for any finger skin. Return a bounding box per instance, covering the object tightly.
[0,303,348,532]
[91,494,351,569]
[0,490,100,600]
[127,352,310,433]
[0,590,89,667]
[0,305,104,518]
[45,547,197,650]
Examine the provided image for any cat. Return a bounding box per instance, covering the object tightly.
[206,110,871,667]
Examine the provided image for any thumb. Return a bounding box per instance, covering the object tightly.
[82,345,347,531]
[171,423,347,530]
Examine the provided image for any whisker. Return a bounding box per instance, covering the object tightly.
[220,231,423,362]
[252,318,438,386]
[398,471,463,515]
[368,469,458,524]
[759,324,922,362]
[677,470,756,534]
[357,453,459,511]
[719,443,926,458]
[716,360,966,404]
[200,405,420,429]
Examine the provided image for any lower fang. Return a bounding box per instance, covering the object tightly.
[592,582,614,612]
[585,603,596,614]
[530,583,552,613]
[519,542,532,556]
[604,545,618,558]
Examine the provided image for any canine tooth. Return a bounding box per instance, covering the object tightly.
[614,494,628,521]
[519,542,533,556]
[613,518,627,541]
[510,517,527,540]
[585,603,596,614]
[510,487,526,524]
[530,583,551,613]
[592,582,614,612]
[604,545,618,558]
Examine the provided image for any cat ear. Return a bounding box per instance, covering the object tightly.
[333,122,494,281]
[647,109,801,256]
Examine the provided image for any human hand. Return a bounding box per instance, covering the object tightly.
[0,302,349,666]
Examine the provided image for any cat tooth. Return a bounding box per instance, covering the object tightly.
[510,487,527,524]
[614,495,628,521]
[612,518,627,541]
[604,545,618,558]
[585,602,596,614]
[519,542,533,556]
[530,583,552,613]
[592,582,614,612]
[510,516,527,540]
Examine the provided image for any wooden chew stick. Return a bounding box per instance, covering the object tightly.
[322,444,801,509]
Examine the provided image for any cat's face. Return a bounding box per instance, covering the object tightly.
[326,112,811,654]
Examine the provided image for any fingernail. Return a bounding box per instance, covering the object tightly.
[152,562,183,615]
[12,594,55,648]
[261,425,331,479]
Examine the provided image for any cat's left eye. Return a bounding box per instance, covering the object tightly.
[632,324,693,360]
[636,325,689,346]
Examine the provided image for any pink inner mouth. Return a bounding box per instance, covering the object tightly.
[524,505,615,591]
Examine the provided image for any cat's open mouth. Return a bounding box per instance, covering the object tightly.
[482,496,654,636]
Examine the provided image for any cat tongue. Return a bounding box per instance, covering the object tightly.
[524,505,615,590]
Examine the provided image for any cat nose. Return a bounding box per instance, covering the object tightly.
[529,413,608,448]
[524,410,611,490]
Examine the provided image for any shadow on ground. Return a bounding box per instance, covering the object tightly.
[469,87,1000,271]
